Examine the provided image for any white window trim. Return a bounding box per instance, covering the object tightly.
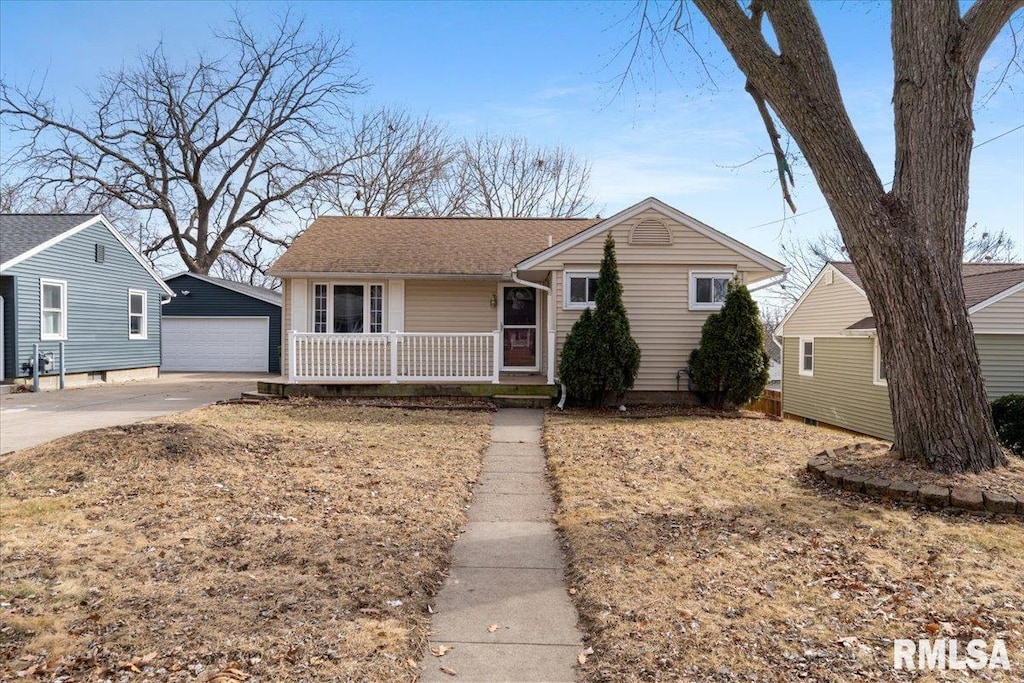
[798,337,814,377]
[688,270,735,311]
[563,270,599,310]
[128,289,148,340]
[873,337,888,386]
[312,282,386,334]
[39,278,68,341]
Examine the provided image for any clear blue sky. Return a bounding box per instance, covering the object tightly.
[1,0,1022,263]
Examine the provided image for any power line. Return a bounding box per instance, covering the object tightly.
[740,123,1024,231]
[973,123,1024,149]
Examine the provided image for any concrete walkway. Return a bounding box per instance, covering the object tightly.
[421,408,582,682]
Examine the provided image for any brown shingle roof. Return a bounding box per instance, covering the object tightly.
[269,216,600,277]
[833,261,1024,331]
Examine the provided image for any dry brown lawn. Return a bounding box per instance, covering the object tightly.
[1,404,491,681]
[545,412,1024,682]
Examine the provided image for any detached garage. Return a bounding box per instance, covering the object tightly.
[162,273,281,373]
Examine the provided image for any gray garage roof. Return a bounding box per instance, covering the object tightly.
[166,271,282,307]
[0,214,99,266]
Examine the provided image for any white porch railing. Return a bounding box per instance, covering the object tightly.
[288,331,500,384]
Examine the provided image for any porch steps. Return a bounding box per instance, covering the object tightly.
[239,390,281,402]
[492,394,553,409]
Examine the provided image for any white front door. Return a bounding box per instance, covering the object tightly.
[500,285,539,371]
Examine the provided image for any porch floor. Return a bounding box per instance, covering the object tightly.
[258,374,557,399]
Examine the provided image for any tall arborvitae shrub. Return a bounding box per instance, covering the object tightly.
[558,235,641,406]
[593,234,641,401]
[688,280,769,409]
[558,308,602,405]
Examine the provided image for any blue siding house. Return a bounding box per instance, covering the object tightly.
[0,214,174,388]
[162,272,282,374]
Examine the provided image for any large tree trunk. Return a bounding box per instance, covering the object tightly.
[864,2,1006,472]
[693,0,1015,472]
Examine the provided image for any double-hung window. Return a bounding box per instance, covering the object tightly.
[40,279,67,340]
[564,271,599,309]
[799,337,814,376]
[689,271,733,310]
[873,338,887,386]
[128,290,148,339]
[313,283,384,333]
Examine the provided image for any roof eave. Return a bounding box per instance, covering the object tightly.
[268,270,510,281]
[516,197,787,272]
[967,279,1024,314]
[0,214,175,297]
[166,271,282,306]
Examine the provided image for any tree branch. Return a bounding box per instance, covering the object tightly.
[961,0,1024,75]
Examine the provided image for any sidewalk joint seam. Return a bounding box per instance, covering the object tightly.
[450,565,563,570]
[428,640,581,647]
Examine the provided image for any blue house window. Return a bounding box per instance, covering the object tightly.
[128,289,148,340]
[40,279,67,340]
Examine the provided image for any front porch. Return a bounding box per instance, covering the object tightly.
[286,328,556,386]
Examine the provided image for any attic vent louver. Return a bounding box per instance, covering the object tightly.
[628,219,672,246]
[95,244,105,263]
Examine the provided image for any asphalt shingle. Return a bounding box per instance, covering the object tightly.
[832,260,1024,331]
[268,216,600,277]
[0,214,98,266]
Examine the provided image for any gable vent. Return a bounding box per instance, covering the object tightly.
[95,244,106,263]
[628,219,672,246]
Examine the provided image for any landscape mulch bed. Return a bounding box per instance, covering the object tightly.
[1,404,491,682]
[828,443,1024,497]
[545,413,1024,682]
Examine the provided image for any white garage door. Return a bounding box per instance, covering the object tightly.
[162,317,269,372]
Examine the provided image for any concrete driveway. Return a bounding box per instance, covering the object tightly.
[0,372,271,455]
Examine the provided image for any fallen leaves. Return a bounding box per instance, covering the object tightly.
[545,413,1024,682]
[209,664,251,682]
[0,404,492,682]
[439,665,458,676]
[486,623,500,633]
[430,645,453,657]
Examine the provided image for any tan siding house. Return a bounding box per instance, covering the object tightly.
[529,206,780,392]
[269,197,785,394]
[404,280,498,333]
[777,262,1024,439]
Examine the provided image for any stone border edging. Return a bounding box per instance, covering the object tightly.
[807,444,1024,516]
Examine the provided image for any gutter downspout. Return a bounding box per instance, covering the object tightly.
[510,267,556,387]
[746,267,789,293]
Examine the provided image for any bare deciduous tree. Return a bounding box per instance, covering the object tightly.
[462,134,595,218]
[633,0,1021,472]
[329,119,596,219]
[1,9,366,276]
[766,223,1019,309]
[330,107,465,217]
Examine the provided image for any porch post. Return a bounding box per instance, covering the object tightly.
[287,330,297,383]
[547,331,556,385]
[389,331,399,384]
[546,272,557,385]
[492,330,501,384]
